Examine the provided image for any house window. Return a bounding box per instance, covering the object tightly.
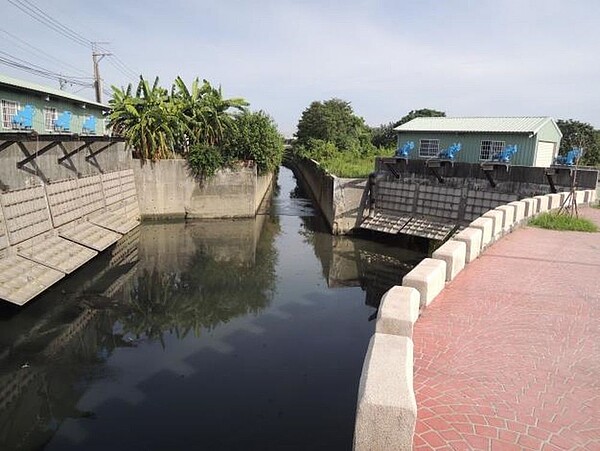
[1,100,20,129]
[419,139,439,157]
[480,140,505,160]
[44,107,58,131]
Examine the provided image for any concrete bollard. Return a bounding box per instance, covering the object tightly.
[495,205,515,233]
[521,198,538,218]
[508,201,526,224]
[402,258,446,308]
[482,209,504,238]
[375,286,420,338]
[547,193,562,210]
[453,227,483,263]
[469,217,493,249]
[534,195,550,213]
[575,190,586,205]
[354,333,416,451]
[432,240,466,281]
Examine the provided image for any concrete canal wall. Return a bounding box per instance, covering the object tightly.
[353,188,598,450]
[131,159,274,219]
[0,137,129,191]
[290,156,599,239]
[289,158,367,235]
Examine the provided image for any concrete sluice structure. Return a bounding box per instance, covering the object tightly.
[0,169,140,306]
[360,158,599,241]
[0,230,140,449]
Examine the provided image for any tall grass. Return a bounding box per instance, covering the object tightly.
[319,147,395,178]
[529,212,598,232]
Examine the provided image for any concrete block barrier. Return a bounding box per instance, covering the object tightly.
[402,258,446,308]
[534,195,550,213]
[432,240,466,281]
[521,198,538,218]
[495,205,515,232]
[375,286,420,338]
[508,201,526,223]
[453,227,483,263]
[354,334,416,451]
[482,209,504,238]
[469,217,493,249]
[547,193,562,210]
[585,189,597,204]
[575,190,586,205]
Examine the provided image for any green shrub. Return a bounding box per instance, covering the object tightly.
[187,144,225,177]
[529,212,598,232]
[224,111,284,174]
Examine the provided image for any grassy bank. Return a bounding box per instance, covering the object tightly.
[318,148,395,178]
[529,212,598,232]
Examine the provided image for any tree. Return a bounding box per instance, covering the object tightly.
[556,119,600,166]
[294,98,371,152]
[171,76,248,150]
[394,108,446,127]
[370,122,396,149]
[108,77,178,160]
[224,111,284,174]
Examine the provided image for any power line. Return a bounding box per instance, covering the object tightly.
[6,0,91,48]
[6,0,141,84]
[0,28,90,77]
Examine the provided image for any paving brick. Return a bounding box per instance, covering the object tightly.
[412,207,600,451]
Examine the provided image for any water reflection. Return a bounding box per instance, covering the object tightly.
[0,167,425,450]
[117,217,279,342]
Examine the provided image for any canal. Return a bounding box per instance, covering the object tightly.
[0,167,425,450]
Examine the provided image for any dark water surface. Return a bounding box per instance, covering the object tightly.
[0,167,425,451]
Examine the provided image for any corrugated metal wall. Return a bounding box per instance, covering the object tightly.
[0,88,105,135]
[396,131,542,166]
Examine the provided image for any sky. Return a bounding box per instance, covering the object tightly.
[1,0,599,136]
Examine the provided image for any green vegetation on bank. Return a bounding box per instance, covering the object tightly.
[529,212,598,232]
[290,100,446,177]
[109,76,284,176]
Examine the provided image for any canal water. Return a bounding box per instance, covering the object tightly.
[0,167,425,450]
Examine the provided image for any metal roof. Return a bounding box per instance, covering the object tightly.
[394,116,561,136]
[0,73,108,109]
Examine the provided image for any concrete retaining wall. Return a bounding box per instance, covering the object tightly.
[353,188,596,450]
[289,158,366,235]
[0,137,129,191]
[131,159,273,219]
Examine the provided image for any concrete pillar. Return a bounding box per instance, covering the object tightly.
[432,240,466,281]
[534,195,550,213]
[354,334,416,451]
[470,216,494,249]
[508,201,526,224]
[482,209,504,238]
[547,193,562,210]
[521,198,538,218]
[375,286,420,337]
[453,227,483,263]
[402,258,446,308]
[495,205,515,233]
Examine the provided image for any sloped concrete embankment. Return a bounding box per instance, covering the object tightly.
[353,188,597,450]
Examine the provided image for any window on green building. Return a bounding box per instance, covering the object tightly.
[44,107,58,131]
[419,139,439,157]
[480,140,505,160]
[1,99,20,129]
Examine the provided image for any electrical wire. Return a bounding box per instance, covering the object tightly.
[6,0,141,85]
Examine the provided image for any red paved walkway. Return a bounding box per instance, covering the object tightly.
[413,207,600,450]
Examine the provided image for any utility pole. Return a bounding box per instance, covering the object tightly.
[92,42,111,103]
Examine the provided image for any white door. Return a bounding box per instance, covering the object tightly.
[535,141,556,167]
